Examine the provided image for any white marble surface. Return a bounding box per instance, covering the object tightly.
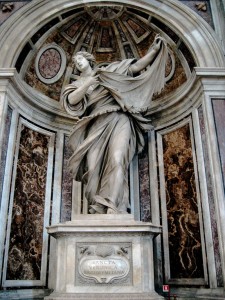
[45,219,163,300]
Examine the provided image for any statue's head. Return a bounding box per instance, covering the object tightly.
[73,51,96,72]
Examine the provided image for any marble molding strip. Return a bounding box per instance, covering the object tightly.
[0,108,19,285]
[0,106,12,205]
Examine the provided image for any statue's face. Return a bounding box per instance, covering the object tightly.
[74,54,90,72]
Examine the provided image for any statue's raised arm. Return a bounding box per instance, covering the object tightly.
[129,34,163,74]
[62,34,168,214]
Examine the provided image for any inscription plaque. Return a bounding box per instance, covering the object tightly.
[77,244,132,285]
[80,258,129,283]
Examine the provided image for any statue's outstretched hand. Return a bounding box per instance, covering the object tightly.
[152,34,163,52]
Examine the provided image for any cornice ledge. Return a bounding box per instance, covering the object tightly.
[195,67,225,77]
[0,68,17,78]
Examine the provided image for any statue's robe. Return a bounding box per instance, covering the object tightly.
[62,41,168,213]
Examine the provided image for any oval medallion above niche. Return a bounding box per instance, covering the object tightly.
[35,44,67,84]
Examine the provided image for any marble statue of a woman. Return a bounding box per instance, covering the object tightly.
[62,35,168,214]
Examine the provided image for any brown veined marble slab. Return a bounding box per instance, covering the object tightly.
[6,125,49,280]
[162,123,204,279]
[138,133,151,222]
[60,135,73,222]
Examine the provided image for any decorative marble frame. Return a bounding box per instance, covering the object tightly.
[195,70,225,288]
[1,117,55,287]
[156,116,208,285]
[112,18,139,59]
[123,13,150,44]
[60,15,89,45]
[35,44,67,84]
[96,26,115,52]
[75,242,132,285]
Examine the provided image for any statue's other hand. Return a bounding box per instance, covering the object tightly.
[85,75,99,86]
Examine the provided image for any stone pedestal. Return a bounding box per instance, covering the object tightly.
[45,215,164,300]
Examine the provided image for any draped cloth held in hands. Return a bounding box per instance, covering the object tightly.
[97,38,168,112]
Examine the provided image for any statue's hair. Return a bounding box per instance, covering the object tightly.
[73,51,96,67]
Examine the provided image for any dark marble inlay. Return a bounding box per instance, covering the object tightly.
[151,17,180,44]
[199,104,223,286]
[124,44,135,59]
[84,22,96,45]
[163,124,204,279]
[139,133,151,222]
[6,125,49,280]
[114,20,127,42]
[99,27,114,49]
[65,18,86,38]
[126,18,146,38]
[60,136,73,222]
[178,42,196,71]
[0,106,12,207]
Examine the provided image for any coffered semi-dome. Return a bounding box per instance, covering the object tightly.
[19,5,190,104]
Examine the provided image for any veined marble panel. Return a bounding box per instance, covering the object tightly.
[6,125,50,280]
[162,123,204,279]
[138,133,151,222]
[60,135,73,222]
[0,106,12,206]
